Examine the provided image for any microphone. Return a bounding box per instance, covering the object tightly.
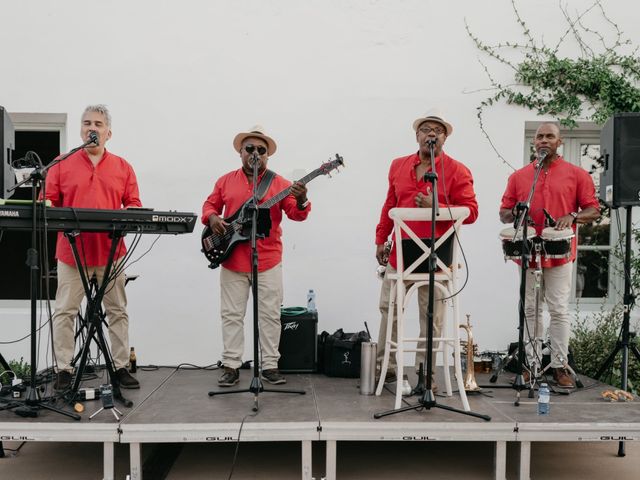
[537,148,549,161]
[88,131,99,146]
[426,138,437,146]
[543,208,557,227]
[244,144,260,167]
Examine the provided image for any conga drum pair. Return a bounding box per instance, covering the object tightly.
[499,227,574,260]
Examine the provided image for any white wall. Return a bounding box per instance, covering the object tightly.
[0,0,637,368]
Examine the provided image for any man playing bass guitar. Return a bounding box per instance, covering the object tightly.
[201,126,310,387]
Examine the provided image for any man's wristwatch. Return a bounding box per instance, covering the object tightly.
[569,212,578,224]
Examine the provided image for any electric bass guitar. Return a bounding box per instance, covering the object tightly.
[201,154,344,269]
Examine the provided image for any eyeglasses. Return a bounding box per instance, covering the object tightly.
[418,126,445,135]
[244,145,267,156]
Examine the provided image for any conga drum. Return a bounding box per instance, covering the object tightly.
[499,226,536,260]
[540,227,574,258]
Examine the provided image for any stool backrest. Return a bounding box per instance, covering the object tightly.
[389,207,470,278]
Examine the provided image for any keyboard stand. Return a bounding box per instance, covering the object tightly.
[65,230,132,408]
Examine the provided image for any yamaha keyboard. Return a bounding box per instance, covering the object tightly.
[0,204,197,234]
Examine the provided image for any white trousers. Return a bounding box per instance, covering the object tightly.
[219,263,283,370]
[53,261,130,372]
[523,262,573,368]
[376,265,445,372]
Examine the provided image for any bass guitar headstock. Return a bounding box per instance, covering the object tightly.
[319,154,344,178]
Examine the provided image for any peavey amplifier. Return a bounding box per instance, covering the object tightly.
[278,309,318,373]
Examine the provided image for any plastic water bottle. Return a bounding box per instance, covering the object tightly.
[537,383,550,415]
[306,289,316,312]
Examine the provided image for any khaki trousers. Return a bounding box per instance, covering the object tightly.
[523,262,573,368]
[219,263,283,370]
[376,265,445,373]
[53,261,130,372]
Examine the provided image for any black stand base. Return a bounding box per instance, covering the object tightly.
[208,376,305,412]
[595,341,640,381]
[13,387,80,421]
[374,388,491,421]
[484,344,584,400]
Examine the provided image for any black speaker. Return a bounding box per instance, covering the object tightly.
[600,112,640,207]
[278,310,317,373]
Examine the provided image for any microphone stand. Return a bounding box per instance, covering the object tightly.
[375,140,490,421]
[508,156,545,406]
[208,150,305,412]
[5,139,96,420]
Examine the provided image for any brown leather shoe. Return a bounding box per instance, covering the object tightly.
[553,367,575,388]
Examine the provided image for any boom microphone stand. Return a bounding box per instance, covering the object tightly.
[208,147,305,412]
[595,206,640,456]
[5,138,98,420]
[375,140,490,421]
[507,150,547,406]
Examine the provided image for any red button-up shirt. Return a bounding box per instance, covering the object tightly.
[44,149,142,267]
[500,156,600,267]
[201,168,311,273]
[376,151,478,269]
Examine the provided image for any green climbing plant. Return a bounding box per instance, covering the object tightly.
[465,0,640,169]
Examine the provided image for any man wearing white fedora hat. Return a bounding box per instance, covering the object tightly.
[202,126,310,387]
[375,109,479,386]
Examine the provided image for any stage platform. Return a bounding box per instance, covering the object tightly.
[0,367,638,480]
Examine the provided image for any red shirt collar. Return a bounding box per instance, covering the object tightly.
[412,150,446,169]
[80,148,109,164]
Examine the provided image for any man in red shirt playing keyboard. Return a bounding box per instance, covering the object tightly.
[202,126,310,387]
[46,105,142,391]
[500,122,600,388]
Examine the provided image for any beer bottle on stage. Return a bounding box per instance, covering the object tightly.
[537,383,550,415]
[307,289,316,312]
[129,347,137,373]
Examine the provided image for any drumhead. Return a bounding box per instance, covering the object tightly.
[499,226,535,240]
[541,227,575,240]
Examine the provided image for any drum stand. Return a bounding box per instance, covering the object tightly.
[524,244,544,396]
[487,243,544,395]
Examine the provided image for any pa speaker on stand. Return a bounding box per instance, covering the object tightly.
[599,112,640,208]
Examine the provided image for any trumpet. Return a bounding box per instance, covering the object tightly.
[459,313,481,392]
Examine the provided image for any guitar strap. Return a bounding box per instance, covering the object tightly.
[256,169,276,202]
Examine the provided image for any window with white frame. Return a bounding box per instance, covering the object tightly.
[524,122,619,306]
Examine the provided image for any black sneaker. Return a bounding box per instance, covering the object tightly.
[54,371,73,391]
[261,369,286,385]
[218,367,239,387]
[116,368,140,389]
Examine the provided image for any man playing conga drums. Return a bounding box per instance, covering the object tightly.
[499,122,600,388]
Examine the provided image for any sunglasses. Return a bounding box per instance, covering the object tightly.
[244,144,267,156]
